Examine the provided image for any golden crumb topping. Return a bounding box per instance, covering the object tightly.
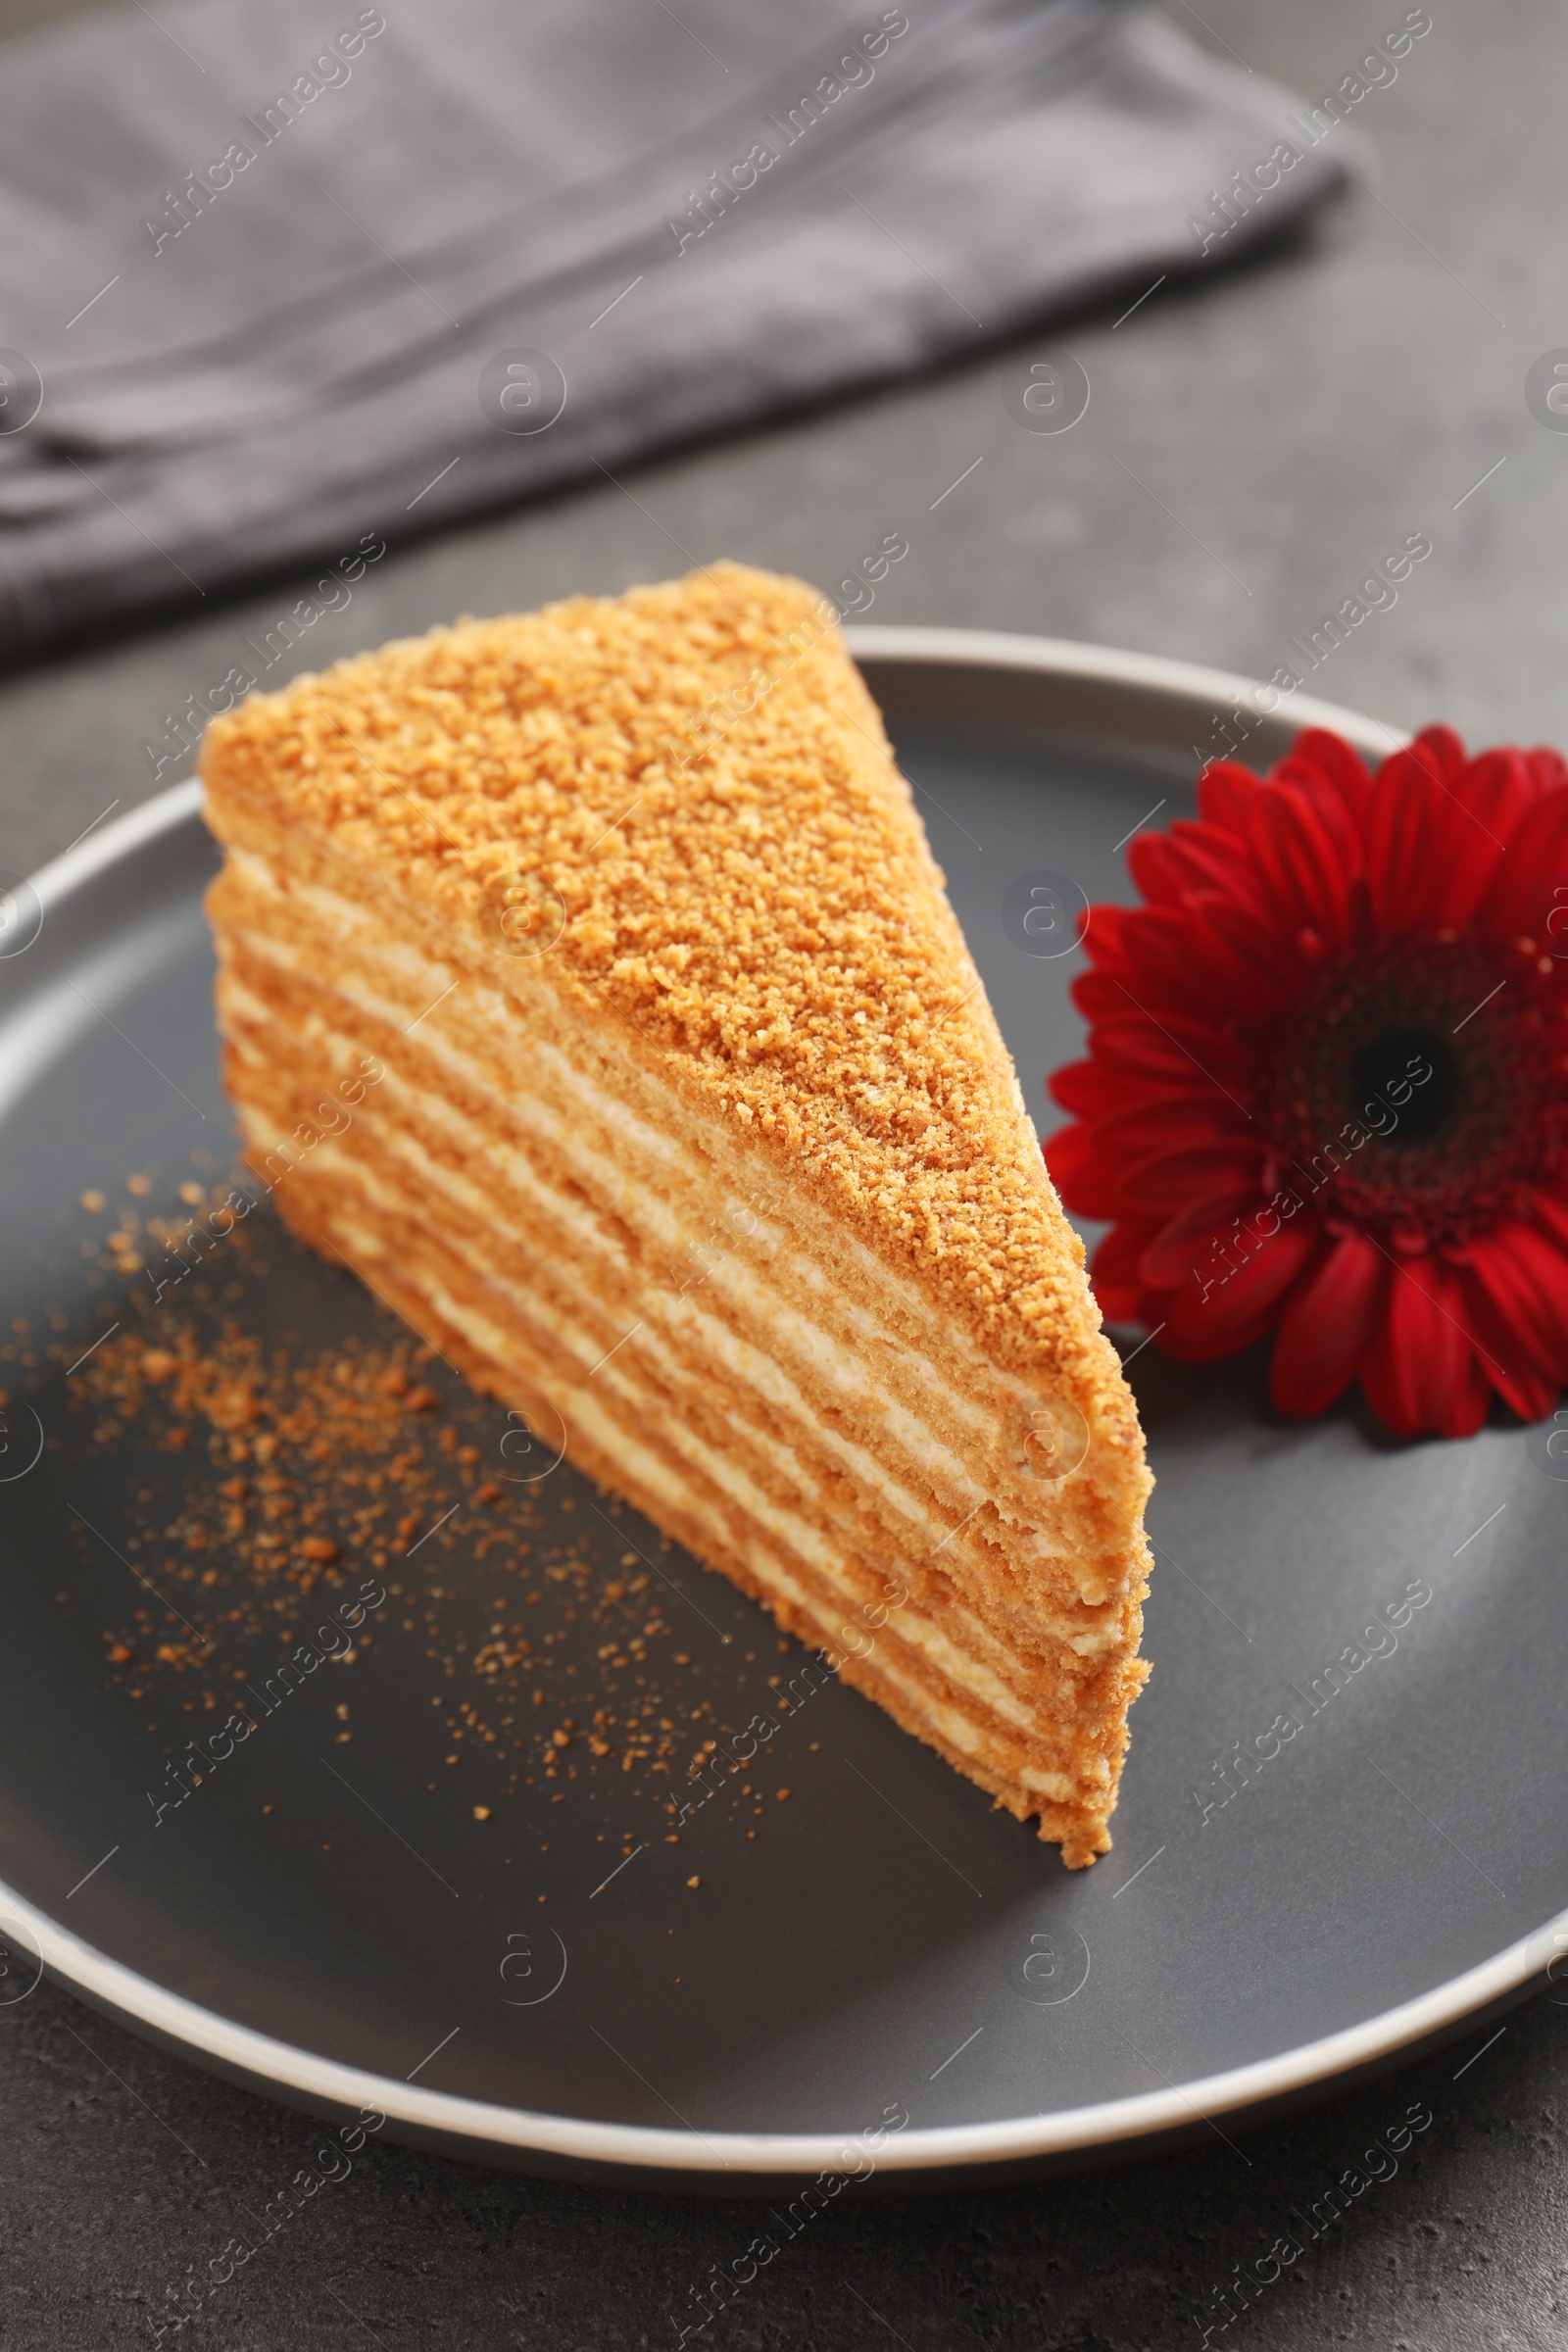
[201,563,1128,1415]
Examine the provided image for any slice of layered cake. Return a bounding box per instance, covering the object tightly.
[200,563,1152,1865]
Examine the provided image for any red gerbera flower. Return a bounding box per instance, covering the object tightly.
[1046,725,1568,1440]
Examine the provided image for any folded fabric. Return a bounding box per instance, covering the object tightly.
[0,0,1352,653]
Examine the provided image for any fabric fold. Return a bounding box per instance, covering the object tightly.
[0,0,1356,651]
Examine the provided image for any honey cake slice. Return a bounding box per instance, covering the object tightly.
[199,562,1152,1866]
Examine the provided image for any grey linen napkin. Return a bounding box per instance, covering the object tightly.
[0,0,1351,652]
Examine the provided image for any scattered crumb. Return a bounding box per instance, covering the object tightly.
[48,1201,798,1834]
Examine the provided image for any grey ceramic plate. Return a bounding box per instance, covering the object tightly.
[1,630,1563,2197]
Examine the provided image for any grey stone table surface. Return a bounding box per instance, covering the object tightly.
[4,0,1567,2344]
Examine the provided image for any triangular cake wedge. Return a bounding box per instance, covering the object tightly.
[200,564,1152,1866]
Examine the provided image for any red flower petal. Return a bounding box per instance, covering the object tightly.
[1071,970,1138,1025]
[1127,820,1262,912]
[1042,1121,1119,1219]
[1194,897,1305,1004]
[1048,1059,1122,1120]
[1359,1254,1490,1440]
[1091,1091,1250,1156]
[1463,747,1542,844]
[1273,728,1374,828]
[1365,750,1499,931]
[1402,724,1468,785]
[1528,1193,1568,1253]
[1525,747,1568,800]
[1121,902,1297,1020]
[1196,760,1264,834]
[1089,1221,1159,1322]
[1080,903,1131,970]
[1457,1226,1568,1418]
[1242,777,1361,944]
[1158,1219,1317,1360]
[1089,1009,1256,1091]
[1138,1184,1271,1293]
[1270,1230,1387,1416]
[1473,783,1568,950]
[1116,1142,1265,1216]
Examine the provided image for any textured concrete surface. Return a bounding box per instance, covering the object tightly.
[3,1970,1568,2348]
[3,0,1566,2344]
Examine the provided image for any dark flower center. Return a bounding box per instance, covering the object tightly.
[1254,937,1564,1243]
[1347,1027,1457,1145]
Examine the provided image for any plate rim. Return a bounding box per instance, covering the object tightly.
[3,1873,1564,2179]
[842,622,1409,761]
[6,628,1548,2185]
